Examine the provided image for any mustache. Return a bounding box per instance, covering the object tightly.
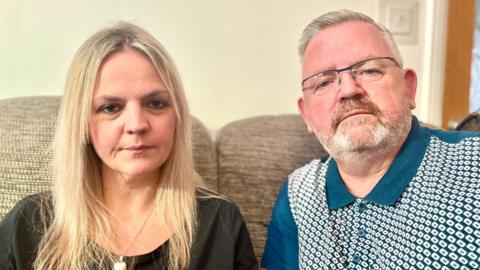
[331,97,382,129]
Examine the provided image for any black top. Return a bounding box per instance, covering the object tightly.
[0,192,257,269]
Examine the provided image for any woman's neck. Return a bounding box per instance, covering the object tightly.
[101,167,160,219]
[100,168,172,257]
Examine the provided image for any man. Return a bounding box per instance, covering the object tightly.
[261,9,480,269]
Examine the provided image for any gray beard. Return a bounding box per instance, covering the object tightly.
[316,111,411,163]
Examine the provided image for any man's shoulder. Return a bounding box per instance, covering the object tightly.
[428,127,480,145]
[288,158,328,183]
[287,158,329,201]
[291,157,325,173]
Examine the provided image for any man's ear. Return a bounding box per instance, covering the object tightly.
[403,69,417,110]
[298,97,313,133]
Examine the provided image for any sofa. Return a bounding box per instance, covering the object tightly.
[2,96,479,262]
[455,111,480,131]
[0,96,328,261]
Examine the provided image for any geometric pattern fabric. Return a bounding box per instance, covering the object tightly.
[288,136,480,269]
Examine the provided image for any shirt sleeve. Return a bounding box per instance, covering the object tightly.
[261,179,299,270]
[0,207,17,268]
[0,194,45,269]
[231,203,258,270]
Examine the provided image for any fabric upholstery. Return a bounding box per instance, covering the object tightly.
[455,112,480,131]
[191,116,218,191]
[0,96,217,219]
[215,115,329,261]
[0,96,57,219]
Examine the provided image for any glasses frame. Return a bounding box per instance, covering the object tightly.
[301,56,401,93]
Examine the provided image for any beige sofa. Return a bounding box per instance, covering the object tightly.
[0,96,328,261]
[2,96,480,262]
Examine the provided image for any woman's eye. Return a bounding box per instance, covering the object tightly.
[99,104,121,113]
[150,99,167,109]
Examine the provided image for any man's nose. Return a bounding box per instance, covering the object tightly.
[336,71,366,99]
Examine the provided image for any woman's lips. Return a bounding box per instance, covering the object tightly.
[123,145,151,153]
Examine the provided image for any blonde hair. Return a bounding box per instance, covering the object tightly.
[298,9,403,66]
[34,22,204,269]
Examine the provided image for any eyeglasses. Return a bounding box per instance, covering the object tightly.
[301,57,401,96]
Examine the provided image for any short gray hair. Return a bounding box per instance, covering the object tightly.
[298,9,402,66]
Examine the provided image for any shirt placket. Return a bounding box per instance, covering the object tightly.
[348,199,370,269]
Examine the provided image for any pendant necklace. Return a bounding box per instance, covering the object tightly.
[113,256,126,270]
[113,208,154,270]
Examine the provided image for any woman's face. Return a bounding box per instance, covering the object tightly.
[89,48,176,182]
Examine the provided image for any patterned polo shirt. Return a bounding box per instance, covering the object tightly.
[261,118,480,269]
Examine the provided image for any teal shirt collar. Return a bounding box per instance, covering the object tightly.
[326,116,431,210]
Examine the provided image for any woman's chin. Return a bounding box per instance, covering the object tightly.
[113,165,162,183]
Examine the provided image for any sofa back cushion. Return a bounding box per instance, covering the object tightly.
[455,112,480,131]
[215,114,328,260]
[0,96,217,219]
[0,96,57,219]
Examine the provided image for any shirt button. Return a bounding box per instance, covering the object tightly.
[358,227,367,237]
[352,252,361,263]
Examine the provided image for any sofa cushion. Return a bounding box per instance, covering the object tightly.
[215,114,328,260]
[0,96,217,219]
[0,96,57,219]
[191,116,217,191]
[455,112,480,131]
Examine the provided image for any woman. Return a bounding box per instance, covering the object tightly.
[0,22,257,269]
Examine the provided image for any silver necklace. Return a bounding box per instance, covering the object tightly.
[113,208,154,270]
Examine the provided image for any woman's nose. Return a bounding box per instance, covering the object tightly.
[124,107,149,135]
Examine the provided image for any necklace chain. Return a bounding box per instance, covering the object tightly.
[114,207,155,268]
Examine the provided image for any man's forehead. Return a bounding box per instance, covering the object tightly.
[302,21,393,74]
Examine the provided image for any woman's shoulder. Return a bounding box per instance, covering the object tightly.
[1,193,51,225]
[195,188,243,224]
[191,188,257,269]
[0,193,51,266]
[196,188,236,208]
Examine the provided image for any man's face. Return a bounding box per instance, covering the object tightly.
[298,21,417,160]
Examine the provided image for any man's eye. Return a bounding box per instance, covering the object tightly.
[99,104,121,113]
[150,99,167,109]
[357,68,383,77]
[314,80,334,92]
[312,74,337,94]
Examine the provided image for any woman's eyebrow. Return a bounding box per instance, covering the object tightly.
[92,96,123,104]
[92,89,170,103]
[141,89,170,100]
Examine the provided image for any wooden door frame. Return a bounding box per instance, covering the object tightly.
[441,0,475,129]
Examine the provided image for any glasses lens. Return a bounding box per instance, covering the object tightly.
[352,58,391,83]
[305,71,338,95]
[302,57,398,96]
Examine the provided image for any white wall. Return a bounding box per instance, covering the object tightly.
[0,0,443,129]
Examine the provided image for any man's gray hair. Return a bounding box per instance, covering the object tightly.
[298,9,402,66]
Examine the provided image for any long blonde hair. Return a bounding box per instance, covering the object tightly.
[34,22,203,269]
